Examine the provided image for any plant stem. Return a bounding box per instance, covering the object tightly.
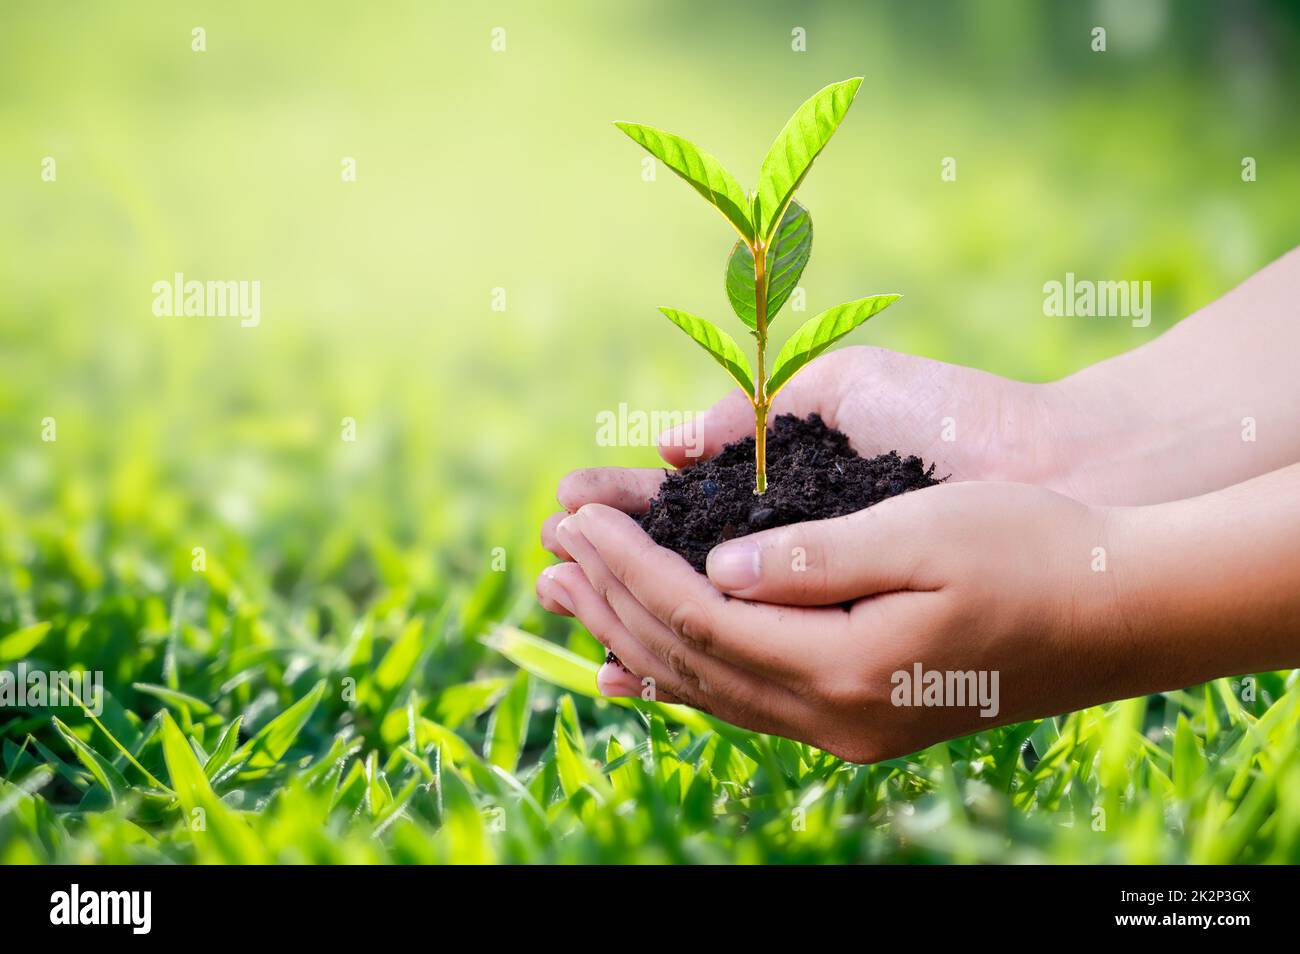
[752,239,769,495]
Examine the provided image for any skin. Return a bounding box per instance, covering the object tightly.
[536,246,1300,762]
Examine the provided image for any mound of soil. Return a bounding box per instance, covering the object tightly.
[604,414,940,670]
[640,413,941,572]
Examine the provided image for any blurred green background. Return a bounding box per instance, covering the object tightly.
[2,1,1299,863]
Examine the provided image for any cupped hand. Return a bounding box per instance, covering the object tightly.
[540,345,1074,561]
[655,345,1066,482]
[537,479,1140,763]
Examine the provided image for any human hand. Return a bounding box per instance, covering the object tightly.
[540,345,1074,561]
[537,480,1141,762]
[653,345,1068,486]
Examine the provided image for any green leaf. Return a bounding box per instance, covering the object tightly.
[438,764,492,863]
[51,717,128,804]
[131,682,213,716]
[766,294,899,398]
[159,712,217,813]
[203,716,243,780]
[485,670,531,775]
[58,674,169,792]
[726,200,812,332]
[483,626,712,732]
[159,711,263,862]
[614,122,754,241]
[364,750,391,817]
[553,695,610,800]
[433,677,509,729]
[233,680,325,773]
[0,622,51,663]
[1173,713,1204,800]
[604,736,643,800]
[658,307,755,397]
[483,626,601,698]
[753,77,862,242]
[374,616,428,694]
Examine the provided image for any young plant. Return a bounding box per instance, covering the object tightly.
[617,77,899,494]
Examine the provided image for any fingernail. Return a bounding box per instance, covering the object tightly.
[539,569,576,614]
[659,412,706,455]
[706,538,760,590]
[657,422,685,448]
[555,514,577,545]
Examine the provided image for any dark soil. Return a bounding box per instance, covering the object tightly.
[641,412,941,572]
[603,413,941,671]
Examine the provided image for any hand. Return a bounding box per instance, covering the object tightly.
[537,480,1129,762]
[655,346,1069,487]
[540,462,1300,761]
[540,344,1074,561]
[538,344,1085,724]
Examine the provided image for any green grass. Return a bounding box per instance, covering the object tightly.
[3,1,1300,864]
[3,541,1299,863]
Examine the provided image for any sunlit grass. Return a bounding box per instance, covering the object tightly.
[3,1,1300,864]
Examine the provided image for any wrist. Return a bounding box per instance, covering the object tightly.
[1095,488,1299,690]
[1031,369,1169,507]
[986,377,1127,505]
[1062,502,1212,700]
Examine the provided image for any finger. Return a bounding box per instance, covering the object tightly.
[556,468,666,514]
[541,512,572,561]
[597,661,643,696]
[557,522,825,739]
[703,488,943,605]
[556,522,759,712]
[657,389,753,468]
[560,505,838,686]
[596,662,687,704]
[538,564,686,696]
[657,351,859,468]
[536,564,577,616]
[702,488,946,608]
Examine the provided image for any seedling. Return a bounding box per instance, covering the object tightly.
[617,77,899,493]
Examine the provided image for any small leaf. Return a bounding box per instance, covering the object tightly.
[0,622,51,663]
[1173,713,1205,800]
[159,711,263,862]
[131,682,213,716]
[726,200,812,332]
[658,307,755,397]
[553,695,610,800]
[433,677,509,729]
[51,717,128,804]
[203,716,243,780]
[753,77,862,243]
[614,122,754,241]
[483,626,713,732]
[767,294,900,398]
[484,670,531,775]
[438,764,492,863]
[159,712,217,813]
[374,616,428,695]
[233,680,325,773]
[482,627,601,698]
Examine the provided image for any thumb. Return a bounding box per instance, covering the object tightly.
[657,388,754,468]
[704,500,929,605]
[657,350,859,468]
